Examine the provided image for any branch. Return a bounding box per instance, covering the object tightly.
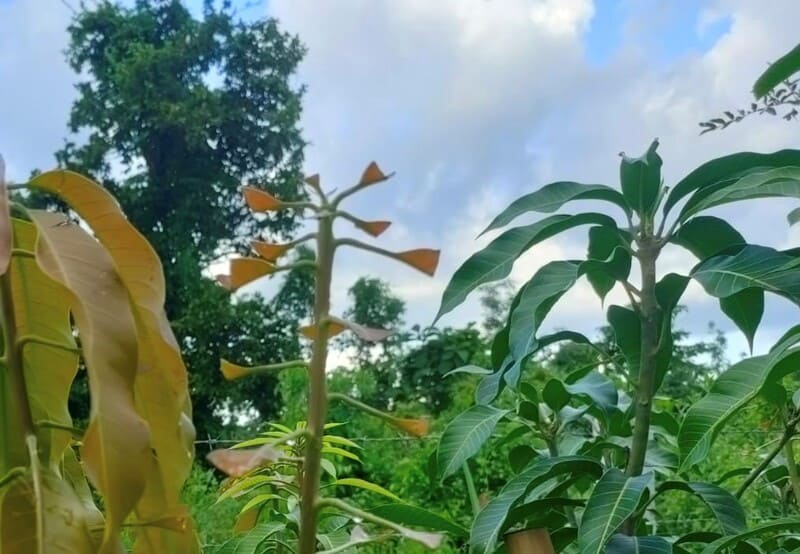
[736,413,800,498]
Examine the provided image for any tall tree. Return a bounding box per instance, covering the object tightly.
[56,0,308,436]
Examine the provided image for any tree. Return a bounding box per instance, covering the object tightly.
[53,0,308,436]
[434,140,800,552]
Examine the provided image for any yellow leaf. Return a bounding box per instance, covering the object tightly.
[222,258,275,292]
[29,210,149,553]
[220,359,250,381]
[28,170,198,553]
[396,249,440,276]
[242,186,283,212]
[0,154,11,275]
[251,240,292,262]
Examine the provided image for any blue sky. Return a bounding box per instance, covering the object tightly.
[1,0,799,362]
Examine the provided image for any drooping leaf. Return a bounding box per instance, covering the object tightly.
[691,245,800,303]
[606,534,672,553]
[578,469,653,554]
[664,149,800,215]
[300,317,391,342]
[658,481,746,534]
[331,478,400,501]
[250,240,292,261]
[436,213,616,321]
[679,166,800,221]
[28,169,198,553]
[671,215,746,259]
[480,181,630,235]
[788,206,800,226]
[29,211,149,552]
[678,329,800,469]
[701,518,800,553]
[720,289,764,352]
[470,456,602,554]
[620,139,662,217]
[395,249,440,276]
[443,365,492,378]
[369,503,468,538]
[753,42,800,98]
[585,226,632,302]
[437,405,509,479]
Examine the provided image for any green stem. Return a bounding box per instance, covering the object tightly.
[316,497,410,537]
[623,240,660,534]
[462,462,481,517]
[736,414,800,499]
[783,439,800,509]
[297,209,335,554]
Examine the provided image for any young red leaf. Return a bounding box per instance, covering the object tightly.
[251,240,292,261]
[396,249,440,276]
[242,186,283,212]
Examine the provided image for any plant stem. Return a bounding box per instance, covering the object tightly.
[783,439,800,509]
[736,414,800,499]
[297,210,335,554]
[624,240,660,534]
[462,462,481,517]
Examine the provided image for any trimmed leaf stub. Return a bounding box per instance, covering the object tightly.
[355,219,392,237]
[221,257,275,291]
[251,240,293,261]
[242,186,283,212]
[359,161,393,187]
[396,248,440,276]
[300,317,392,342]
[206,444,281,477]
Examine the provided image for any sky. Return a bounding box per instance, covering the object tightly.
[1,0,800,360]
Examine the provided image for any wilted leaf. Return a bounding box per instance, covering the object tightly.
[207,444,281,478]
[389,417,430,438]
[242,186,283,212]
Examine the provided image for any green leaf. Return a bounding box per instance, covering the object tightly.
[504,497,584,531]
[754,42,800,98]
[480,182,630,236]
[331,478,400,501]
[659,481,745,535]
[585,226,632,302]
[608,305,641,376]
[542,379,569,411]
[469,456,602,554]
[720,289,764,352]
[620,139,662,217]
[701,518,800,553]
[436,213,616,321]
[663,149,800,216]
[508,445,536,474]
[680,166,800,221]
[437,406,509,479]
[678,329,800,469]
[214,522,284,554]
[691,245,800,303]
[369,503,468,538]
[504,330,592,389]
[606,534,672,553]
[443,365,492,378]
[788,207,800,226]
[578,469,653,554]
[671,215,745,259]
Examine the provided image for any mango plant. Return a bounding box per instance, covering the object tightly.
[0,157,197,552]
[435,142,800,552]
[208,163,459,552]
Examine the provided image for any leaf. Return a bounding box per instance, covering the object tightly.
[620,139,662,216]
[507,261,580,373]
[470,456,602,554]
[214,522,285,554]
[221,257,275,292]
[331,478,400,501]
[754,41,800,98]
[563,371,618,418]
[664,149,800,216]
[788,206,800,226]
[250,240,292,261]
[436,213,616,321]
[322,446,361,462]
[206,444,281,477]
[369,503,468,538]
[28,170,198,552]
[300,316,391,342]
[395,249,440,276]
[608,305,641,376]
[388,417,430,438]
[671,216,746,259]
[480,181,630,235]
[29,211,149,552]
[353,219,392,237]
[701,518,800,553]
[242,186,283,212]
[658,481,746,534]
[578,469,653,554]
[359,161,391,187]
[443,365,492,378]
[504,330,591,390]
[678,329,800,469]
[720,289,764,352]
[585,226,632,302]
[606,535,672,553]
[437,405,509,479]
[0,154,10,275]
[679,166,800,221]
[691,245,800,303]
